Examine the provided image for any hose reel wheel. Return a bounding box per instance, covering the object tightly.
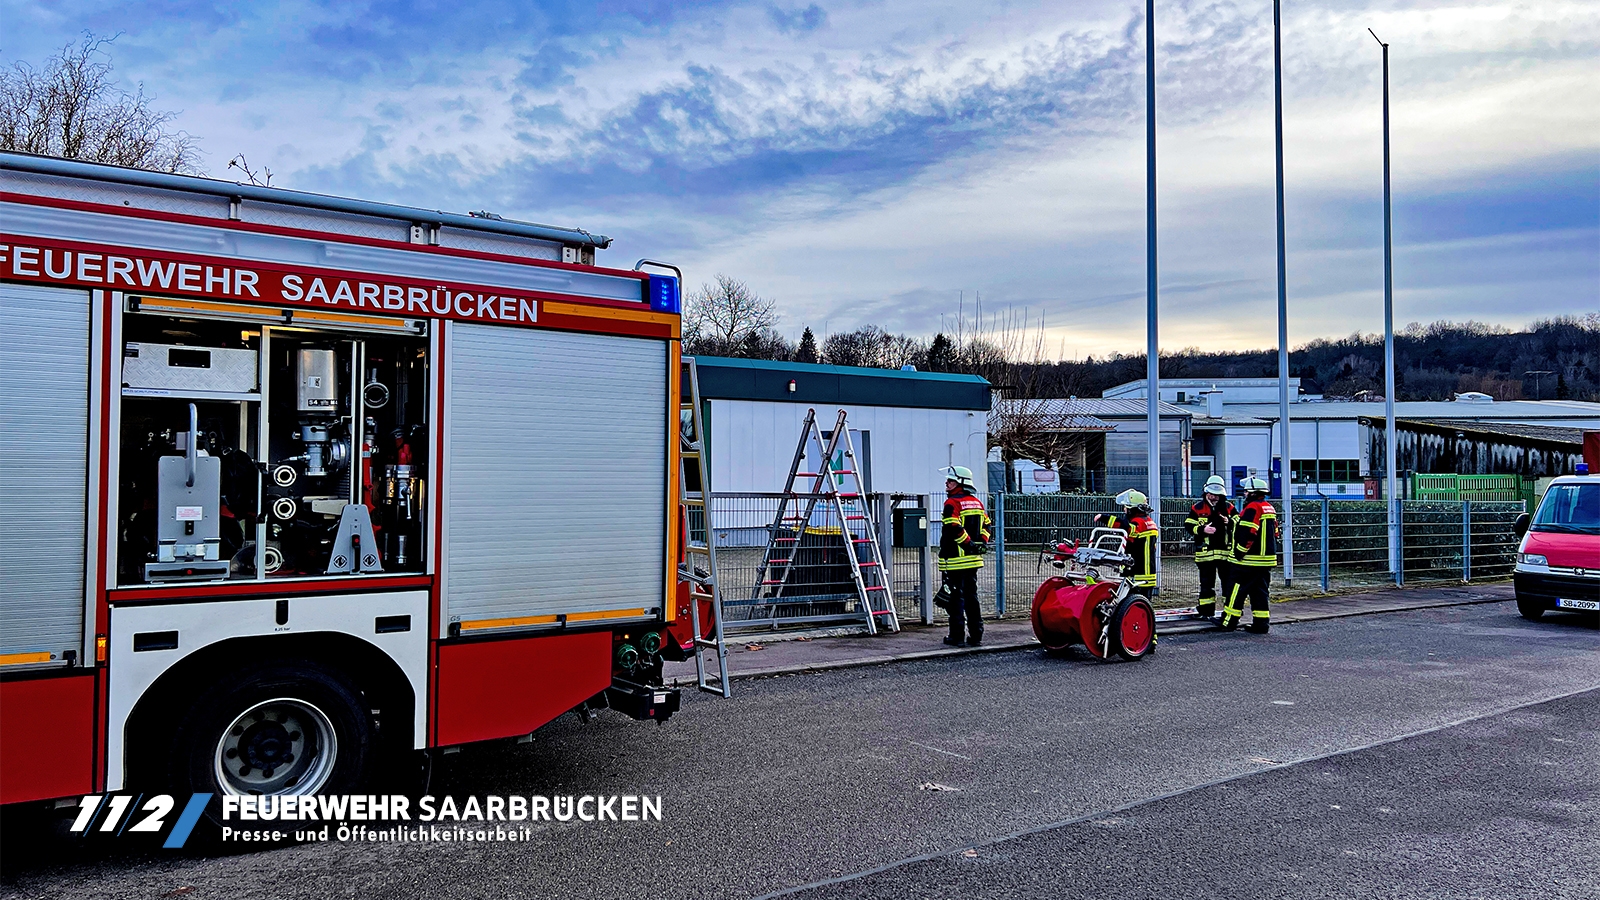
[1111,595,1156,661]
[272,497,299,520]
[272,464,298,487]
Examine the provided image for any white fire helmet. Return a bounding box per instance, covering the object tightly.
[1241,476,1270,494]
[939,465,976,489]
[1203,475,1228,496]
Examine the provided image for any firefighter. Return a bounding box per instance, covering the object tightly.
[1093,489,1160,594]
[1184,475,1236,619]
[1222,476,1280,634]
[937,465,990,647]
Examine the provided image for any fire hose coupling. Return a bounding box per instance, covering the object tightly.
[615,642,641,672]
[612,631,665,675]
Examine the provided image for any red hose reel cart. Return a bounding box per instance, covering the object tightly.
[1030,527,1157,661]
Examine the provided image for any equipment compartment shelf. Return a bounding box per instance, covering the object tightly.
[121,388,262,402]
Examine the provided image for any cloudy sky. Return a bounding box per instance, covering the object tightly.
[7,0,1597,355]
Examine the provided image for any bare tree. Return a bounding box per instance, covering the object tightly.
[822,326,887,368]
[227,153,272,186]
[683,274,779,357]
[1,35,201,173]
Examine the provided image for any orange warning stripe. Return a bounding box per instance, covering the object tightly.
[456,608,653,633]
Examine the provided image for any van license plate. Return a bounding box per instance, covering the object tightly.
[1556,598,1600,611]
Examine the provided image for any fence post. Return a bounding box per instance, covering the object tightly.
[1461,499,1471,583]
[1320,495,1330,594]
[875,492,892,586]
[994,492,1006,616]
[1396,500,1405,587]
[919,493,935,625]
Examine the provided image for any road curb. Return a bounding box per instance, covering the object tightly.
[669,592,1514,687]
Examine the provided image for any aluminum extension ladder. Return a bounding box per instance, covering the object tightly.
[750,409,900,634]
[679,357,731,697]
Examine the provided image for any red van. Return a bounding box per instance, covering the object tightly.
[1513,474,1600,620]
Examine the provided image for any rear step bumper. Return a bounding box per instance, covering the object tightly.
[605,681,681,723]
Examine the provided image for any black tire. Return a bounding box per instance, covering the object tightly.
[1110,595,1157,661]
[1516,595,1546,620]
[166,662,375,826]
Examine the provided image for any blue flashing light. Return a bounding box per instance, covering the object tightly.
[648,275,680,314]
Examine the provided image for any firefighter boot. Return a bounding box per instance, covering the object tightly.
[1219,585,1243,631]
[1196,601,1215,619]
[1244,613,1270,635]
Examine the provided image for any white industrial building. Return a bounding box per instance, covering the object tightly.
[692,357,994,497]
[1103,379,1600,497]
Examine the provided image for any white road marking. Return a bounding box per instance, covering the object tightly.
[908,741,972,760]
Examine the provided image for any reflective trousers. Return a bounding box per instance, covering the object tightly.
[1196,558,1234,601]
[943,568,983,643]
[1222,563,1271,626]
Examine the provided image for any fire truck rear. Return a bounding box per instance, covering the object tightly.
[0,152,697,807]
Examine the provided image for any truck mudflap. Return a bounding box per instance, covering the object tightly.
[601,680,681,724]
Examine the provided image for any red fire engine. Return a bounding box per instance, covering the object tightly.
[0,152,715,806]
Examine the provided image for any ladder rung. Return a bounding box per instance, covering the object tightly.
[761,580,784,585]
[865,585,888,591]
[851,538,873,543]
[845,515,866,520]
[768,558,791,564]
[794,472,818,477]
[833,470,854,475]
[857,561,880,567]
[838,493,860,498]
[870,609,897,615]
[775,537,798,542]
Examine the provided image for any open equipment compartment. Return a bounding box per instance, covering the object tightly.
[115,296,431,585]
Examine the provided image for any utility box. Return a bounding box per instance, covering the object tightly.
[893,507,928,548]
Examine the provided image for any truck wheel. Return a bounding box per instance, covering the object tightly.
[1515,595,1546,620]
[1111,595,1156,661]
[169,662,374,805]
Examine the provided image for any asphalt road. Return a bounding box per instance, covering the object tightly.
[3,598,1596,900]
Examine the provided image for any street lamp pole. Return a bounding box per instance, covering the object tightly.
[1145,0,1162,591]
[1370,28,1399,584]
[1275,0,1293,585]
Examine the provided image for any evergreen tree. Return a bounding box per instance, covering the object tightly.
[926,332,954,372]
[795,327,819,364]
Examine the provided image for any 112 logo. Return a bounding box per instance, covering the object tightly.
[68,794,213,848]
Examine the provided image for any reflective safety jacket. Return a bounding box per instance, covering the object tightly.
[1097,511,1159,588]
[1231,500,1281,567]
[939,490,991,571]
[1185,498,1236,562]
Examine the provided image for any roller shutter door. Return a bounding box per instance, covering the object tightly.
[1,284,90,665]
[445,325,666,630]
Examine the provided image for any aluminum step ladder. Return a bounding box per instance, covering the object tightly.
[750,409,900,634]
[679,357,730,697]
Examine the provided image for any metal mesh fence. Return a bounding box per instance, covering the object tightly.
[706,492,1523,629]
[707,493,932,632]
[1465,501,1522,581]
